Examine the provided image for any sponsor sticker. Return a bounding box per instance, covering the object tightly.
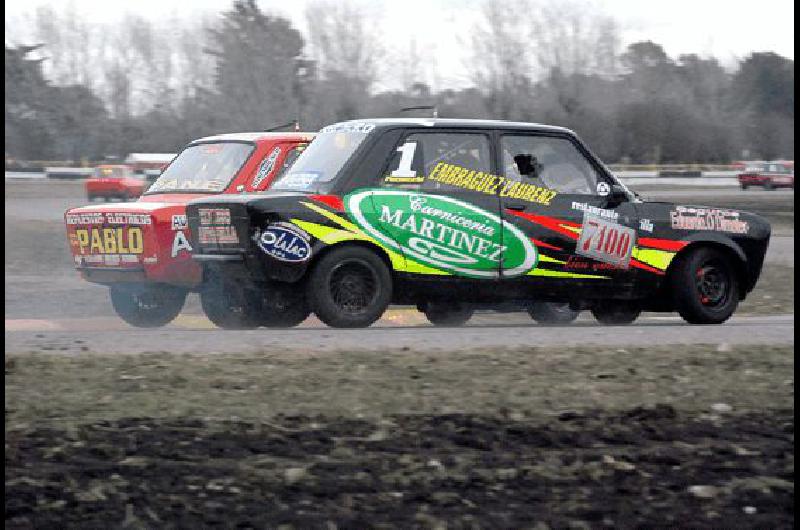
[639,218,654,232]
[425,162,558,206]
[346,189,537,278]
[74,227,145,255]
[670,206,749,234]
[66,212,151,225]
[576,213,635,268]
[572,201,618,220]
[198,226,238,244]
[171,214,188,230]
[596,182,610,196]
[252,147,282,189]
[278,172,321,189]
[320,122,376,134]
[256,224,311,262]
[199,208,231,226]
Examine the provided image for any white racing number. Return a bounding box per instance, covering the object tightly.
[391,142,417,178]
[385,142,424,183]
[576,213,635,268]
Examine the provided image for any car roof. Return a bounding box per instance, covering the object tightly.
[191,132,316,144]
[325,118,575,134]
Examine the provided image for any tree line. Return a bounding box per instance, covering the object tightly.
[4,0,794,164]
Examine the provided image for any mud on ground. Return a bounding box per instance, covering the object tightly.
[5,410,793,528]
[5,345,794,527]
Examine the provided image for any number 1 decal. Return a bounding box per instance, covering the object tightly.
[384,142,424,184]
[576,213,635,268]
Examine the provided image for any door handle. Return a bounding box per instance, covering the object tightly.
[506,204,526,211]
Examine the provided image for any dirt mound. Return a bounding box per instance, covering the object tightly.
[6,408,794,528]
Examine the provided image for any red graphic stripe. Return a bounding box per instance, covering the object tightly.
[505,209,580,239]
[530,238,563,251]
[630,259,666,275]
[637,237,688,252]
[310,194,344,211]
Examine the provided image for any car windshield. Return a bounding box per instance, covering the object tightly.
[146,142,254,194]
[271,124,373,191]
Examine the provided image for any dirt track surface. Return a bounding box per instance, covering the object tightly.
[6,408,794,529]
[4,314,794,355]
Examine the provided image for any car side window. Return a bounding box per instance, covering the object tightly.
[381,133,492,191]
[501,135,601,195]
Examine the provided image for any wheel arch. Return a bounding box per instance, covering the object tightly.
[666,237,750,300]
[307,239,396,277]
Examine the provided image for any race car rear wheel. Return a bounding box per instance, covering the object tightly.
[421,303,473,326]
[591,301,641,325]
[307,246,392,328]
[200,283,262,329]
[671,247,739,325]
[109,284,187,328]
[527,302,580,325]
[260,284,311,328]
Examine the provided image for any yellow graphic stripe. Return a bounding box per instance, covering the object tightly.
[527,268,609,280]
[631,247,676,271]
[562,225,582,234]
[291,218,447,276]
[537,254,565,264]
[301,201,361,233]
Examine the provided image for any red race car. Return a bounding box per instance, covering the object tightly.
[65,132,314,327]
[86,164,148,201]
[737,161,794,190]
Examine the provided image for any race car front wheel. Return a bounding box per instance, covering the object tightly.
[527,302,580,325]
[421,303,473,326]
[109,284,186,328]
[591,301,641,325]
[307,246,392,328]
[200,283,262,329]
[671,247,739,325]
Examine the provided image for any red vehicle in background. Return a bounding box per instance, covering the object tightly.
[65,132,314,327]
[86,164,148,201]
[737,161,794,190]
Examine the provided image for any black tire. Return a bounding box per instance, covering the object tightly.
[591,301,641,325]
[109,284,186,328]
[739,184,748,190]
[527,302,580,325]
[764,182,775,190]
[87,194,95,201]
[421,303,473,326]
[260,284,311,328]
[670,247,739,325]
[200,283,262,329]
[306,246,392,328]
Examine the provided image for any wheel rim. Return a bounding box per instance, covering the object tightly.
[329,259,379,315]
[695,259,731,308]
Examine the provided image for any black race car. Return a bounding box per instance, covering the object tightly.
[185,119,771,328]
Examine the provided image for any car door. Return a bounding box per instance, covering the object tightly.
[368,130,506,278]
[497,133,640,294]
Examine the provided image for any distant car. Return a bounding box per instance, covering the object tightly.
[737,161,794,190]
[185,118,771,329]
[65,132,314,327]
[86,165,148,201]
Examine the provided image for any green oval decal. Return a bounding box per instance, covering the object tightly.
[345,189,537,278]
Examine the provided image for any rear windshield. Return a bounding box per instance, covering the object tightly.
[94,167,127,178]
[271,126,372,192]
[146,142,255,194]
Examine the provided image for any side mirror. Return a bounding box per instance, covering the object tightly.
[607,183,629,203]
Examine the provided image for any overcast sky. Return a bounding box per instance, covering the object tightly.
[5,0,794,90]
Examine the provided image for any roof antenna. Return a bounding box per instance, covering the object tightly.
[264,121,297,132]
[400,105,438,118]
